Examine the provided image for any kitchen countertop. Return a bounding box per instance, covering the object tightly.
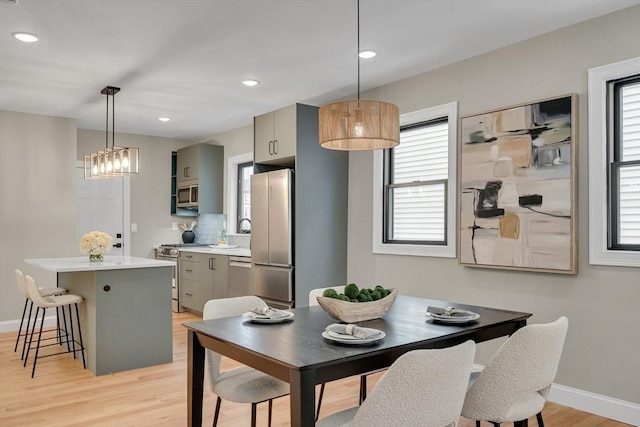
[25,256,175,272]
[179,246,251,257]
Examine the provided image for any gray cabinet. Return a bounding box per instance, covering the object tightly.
[173,143,224,215]
[254,104,299,165]
[179,251,228,312]
[176,144,200,183]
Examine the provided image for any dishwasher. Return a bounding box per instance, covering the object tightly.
[228,255,252,297]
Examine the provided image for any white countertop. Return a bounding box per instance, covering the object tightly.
[25,256,175,272]
[178,247,251,257]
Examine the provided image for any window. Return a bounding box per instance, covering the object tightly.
[237,161,254,233]
[384,119,448,244]
[373,102,457,257]
[588,57,640,267]
[227,152,253,234]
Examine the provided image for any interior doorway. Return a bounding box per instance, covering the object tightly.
[75,163,131,256]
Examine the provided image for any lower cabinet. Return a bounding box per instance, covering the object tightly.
[179,252,228,312]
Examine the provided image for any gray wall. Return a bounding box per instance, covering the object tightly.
[0,111,78,320]
[347,7,640,403]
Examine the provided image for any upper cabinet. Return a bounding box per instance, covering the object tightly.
[254,104,302,165]
[176,144,201,183]
[172,143,224,216]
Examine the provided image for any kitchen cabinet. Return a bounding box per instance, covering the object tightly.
[253,102,349,308]
[172,143,224,216]
[176,144,200,182]
[179,252,228,312]
[253,104,301,165]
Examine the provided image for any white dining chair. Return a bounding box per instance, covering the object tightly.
[317,340,476,427]
[203,296,289,427]
[461,317,569,427]
[14,269,68,360]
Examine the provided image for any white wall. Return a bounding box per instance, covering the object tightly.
[0,111,78,320]
[347,7,640,403]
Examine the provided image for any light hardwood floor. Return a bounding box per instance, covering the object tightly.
[0,311,629,427]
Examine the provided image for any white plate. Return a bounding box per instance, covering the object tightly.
[322,330,385,344]
[242,311,294,324]
[209,244,238,249]
[426,310,480,324]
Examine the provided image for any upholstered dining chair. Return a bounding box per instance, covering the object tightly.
[23,274,86,378]
[316,340,476,427]
[203,296,289,427]
[461,316,569,427]
[14,269,67,360]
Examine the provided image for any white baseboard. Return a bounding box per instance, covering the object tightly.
[0,316,58,333]
[549,384,640,426]
[471,364,640,425]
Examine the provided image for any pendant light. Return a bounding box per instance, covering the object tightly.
[318,0,399,151]
[84,86,139,179]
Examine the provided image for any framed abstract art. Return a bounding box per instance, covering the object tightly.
[458,94,578,274]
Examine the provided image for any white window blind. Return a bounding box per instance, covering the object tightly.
[386,121,448,243]
[618,82,640,245]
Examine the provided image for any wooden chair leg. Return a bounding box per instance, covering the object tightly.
[212,396,221,427]
[536,412,544,427]
[315,383,325,421]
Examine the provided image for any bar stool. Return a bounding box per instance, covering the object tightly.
[14,269,67,360]
[23,274,86,378]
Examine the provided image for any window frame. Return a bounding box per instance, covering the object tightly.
[226,152,253,235]
[236,161,253,234]
[588,57,640,267]
[383,117,449,245]
[373,101,458,258]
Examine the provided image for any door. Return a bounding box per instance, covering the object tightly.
[76,165,129,255]
[254,111,275,163]
[273,104,296,160]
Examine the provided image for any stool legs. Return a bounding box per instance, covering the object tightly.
[14,299,29,352]
[23,303,86,377]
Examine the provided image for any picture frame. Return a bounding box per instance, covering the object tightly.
[458,94,578,274]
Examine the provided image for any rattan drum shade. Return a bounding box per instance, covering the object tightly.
[319,100,399,151]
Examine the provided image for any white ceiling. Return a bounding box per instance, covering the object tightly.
[1,0,638,142]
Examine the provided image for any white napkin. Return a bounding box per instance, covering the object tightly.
[325,323,382,339]
[427,306,473,318]
[247,307,289,319]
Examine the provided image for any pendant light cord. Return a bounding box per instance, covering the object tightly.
[357,0,360,101]
[105,90,109,150]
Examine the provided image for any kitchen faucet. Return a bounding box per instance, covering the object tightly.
[238,218,251,234]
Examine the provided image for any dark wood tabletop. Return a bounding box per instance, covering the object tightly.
[184,295,532,426]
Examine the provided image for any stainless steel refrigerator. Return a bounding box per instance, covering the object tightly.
[250,169,294,309]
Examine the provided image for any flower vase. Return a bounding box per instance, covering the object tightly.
[182,230,195,243]
[89,254,104,262]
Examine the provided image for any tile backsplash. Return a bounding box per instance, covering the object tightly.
[193,214,225,244]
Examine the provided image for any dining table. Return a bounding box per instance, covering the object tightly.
[184,295,532,426]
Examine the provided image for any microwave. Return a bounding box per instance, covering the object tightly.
[177,183,198,208]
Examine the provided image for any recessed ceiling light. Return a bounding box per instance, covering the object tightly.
[242,79,260,87]
[359,51,377,59]
[12,32,39,43]
[158,117,171,122]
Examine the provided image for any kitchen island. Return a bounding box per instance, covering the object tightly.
[25,256,174,375]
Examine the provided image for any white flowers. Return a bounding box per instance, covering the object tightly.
[79,231,114,255]
[180,221,197,231]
